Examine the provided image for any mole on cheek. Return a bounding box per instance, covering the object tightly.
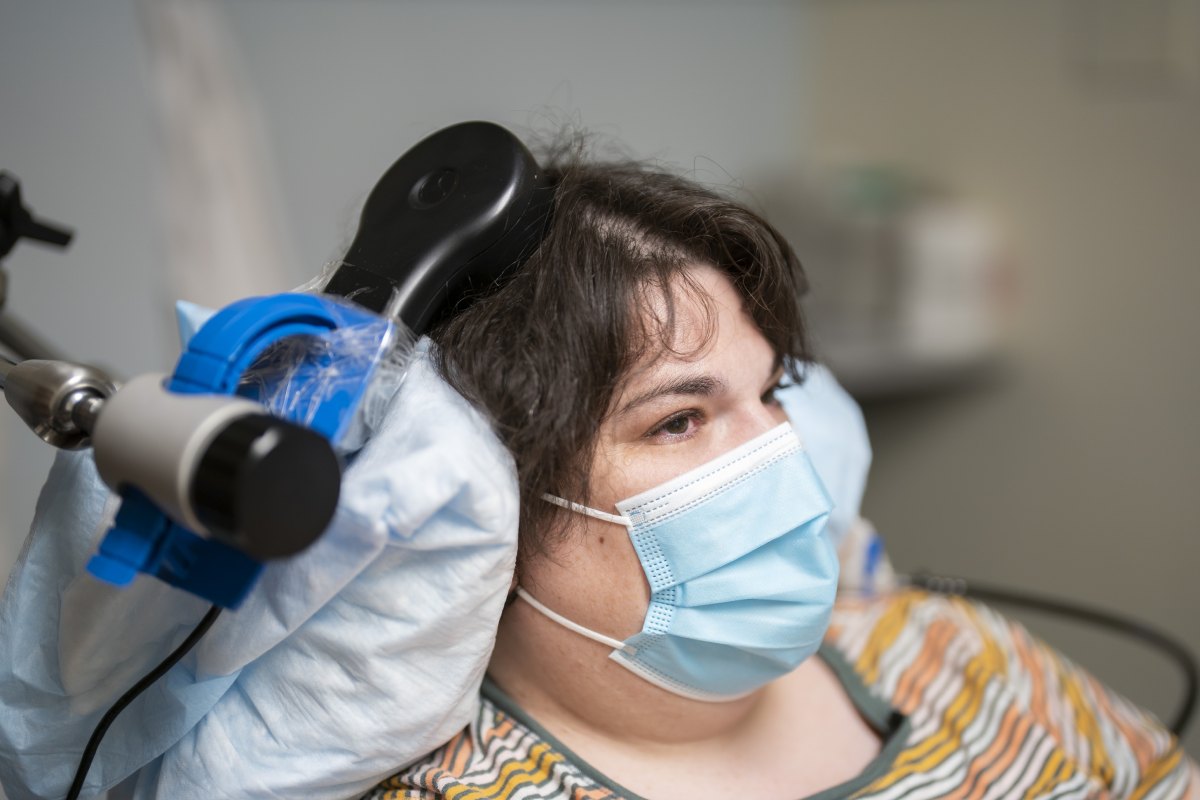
[598,536,606,545]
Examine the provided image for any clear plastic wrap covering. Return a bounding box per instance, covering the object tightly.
[235,292,416,453]
[290,257,341,296]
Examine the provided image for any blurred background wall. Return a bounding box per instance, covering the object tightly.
[1,0,1197,769]
[798,0,1200,756]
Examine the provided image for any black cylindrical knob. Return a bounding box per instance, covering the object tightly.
[191,413,341,560]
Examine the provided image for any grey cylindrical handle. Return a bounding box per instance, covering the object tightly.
[92,373,261,534]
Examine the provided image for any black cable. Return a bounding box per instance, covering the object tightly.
[909,572,1197,738]
[64,604,223,800]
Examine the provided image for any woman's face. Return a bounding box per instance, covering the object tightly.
[520,263,789,643]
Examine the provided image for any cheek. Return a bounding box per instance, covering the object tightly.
[593,445,692,509]
[524,517,651,639]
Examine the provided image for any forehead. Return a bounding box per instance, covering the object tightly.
[632,262,726,352]
[617,264,766,394]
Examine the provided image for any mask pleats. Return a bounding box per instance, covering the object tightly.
[625,449,831,593]
[669,519,837,606]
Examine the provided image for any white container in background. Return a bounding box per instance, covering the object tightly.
[899,202,1003,366]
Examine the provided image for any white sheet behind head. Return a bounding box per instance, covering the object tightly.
[778,363,873,547]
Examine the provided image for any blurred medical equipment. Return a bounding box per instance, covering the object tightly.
[1,174,346,609]
[1,325,348,592]
[1,295,373,609]
[0,171,72,361]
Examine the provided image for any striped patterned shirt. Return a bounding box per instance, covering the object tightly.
[365,589,1193,799]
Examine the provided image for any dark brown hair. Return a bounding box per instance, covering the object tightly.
[432,156,811,567]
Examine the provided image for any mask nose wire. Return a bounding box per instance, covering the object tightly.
[541,494,634,528]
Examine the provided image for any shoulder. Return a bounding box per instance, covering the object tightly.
[827,587,1035,695]
[825,588,1194,799]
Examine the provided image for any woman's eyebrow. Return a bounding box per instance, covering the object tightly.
[615,374,728,417]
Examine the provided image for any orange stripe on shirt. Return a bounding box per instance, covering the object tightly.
[943,705,1033,800]
[1012,625,1058,745]
[1129,747,1184,800]
[892,619,958,713]
[863,657,992,792]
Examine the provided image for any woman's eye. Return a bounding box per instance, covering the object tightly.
[647,411,701,441]
[662,416,691,435]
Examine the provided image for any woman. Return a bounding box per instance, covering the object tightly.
[367,158,1197,799]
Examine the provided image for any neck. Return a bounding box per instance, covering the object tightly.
[487,598,770,748]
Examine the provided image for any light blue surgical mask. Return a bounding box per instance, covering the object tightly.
[520,422,839,702]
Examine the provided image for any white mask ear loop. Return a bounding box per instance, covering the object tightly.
[515,587,637,655]
[541,494,633,528]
